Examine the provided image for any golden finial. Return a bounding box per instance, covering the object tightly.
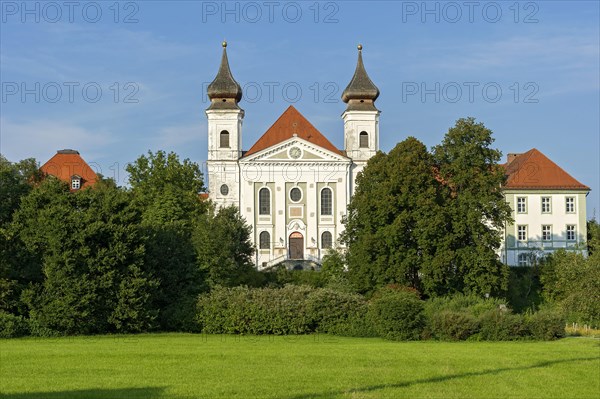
[357,44,363,51]
[222,41,227,48]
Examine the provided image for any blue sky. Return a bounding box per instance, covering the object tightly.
[1,1,598,217]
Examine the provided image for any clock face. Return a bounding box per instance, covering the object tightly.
[289,147,301,159]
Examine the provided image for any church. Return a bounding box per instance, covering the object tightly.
[204,43,589,270]
[205,42,378,269]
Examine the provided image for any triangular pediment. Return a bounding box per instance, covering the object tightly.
[240,137,348,163]
[243,106,344,158]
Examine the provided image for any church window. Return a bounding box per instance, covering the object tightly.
[220,184,229,196]
[359,131,369,148]
[219,130,229,148]
[259,231,270,249]
[322,231,333,249]
[290,187,302,202]
[321,188,332,216]
[259,188,270,215]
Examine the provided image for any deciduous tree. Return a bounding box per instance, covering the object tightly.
[432,117,512,295]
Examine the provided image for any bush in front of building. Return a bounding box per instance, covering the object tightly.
[305,288,375,336]
[525,307,566,340]
[0,311,29,338]
[197,285,315,335]
[366,286,425,341]
[196,285,379,337]
[477,309,527,341]
[427,310,479,341]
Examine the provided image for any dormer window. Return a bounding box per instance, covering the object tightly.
[71,176,81,190]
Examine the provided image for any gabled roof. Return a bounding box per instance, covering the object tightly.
[243,106,344,157]
[40,150,98,189]
[503,148,589,190]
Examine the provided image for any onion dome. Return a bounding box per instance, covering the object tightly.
[207,41,243,109]
[341,45,380,111]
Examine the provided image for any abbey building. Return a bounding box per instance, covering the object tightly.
[204,43,589,269]
[205,43,378,269]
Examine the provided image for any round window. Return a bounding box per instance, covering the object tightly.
[220,184,229,196]
[290,187,302,202]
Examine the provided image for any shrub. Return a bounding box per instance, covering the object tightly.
[305,288,372,336]
[27,317,60,338]
[325,311,377,337]
[0,311,29,338]
[425,293,506,318]
[196,285,377,337]
[367,287,425,341]
[478,309,526,341]
[526,307,566,340]
[428,310,479,341]
[197,285,315,335]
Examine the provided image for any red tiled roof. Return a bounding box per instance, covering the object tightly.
[244,106,344,157]
[40,150,98,189]
[503,148,589,190]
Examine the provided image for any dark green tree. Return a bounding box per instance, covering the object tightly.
[14,178,156,334]
[0,155,43,225]
[587,218,600,258]
[126,150,206,330]
[540,249,600,326]
[0,155,44,314]
[432,117,512,296]
[193,205,255,288]
[343,137,451,295]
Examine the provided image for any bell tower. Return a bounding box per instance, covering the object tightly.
[342,44,380,163]
[206,41,243,207]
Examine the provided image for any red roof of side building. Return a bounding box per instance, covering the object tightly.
[503,148,589,190]
[40,150,98,189]
[243,106,344,157]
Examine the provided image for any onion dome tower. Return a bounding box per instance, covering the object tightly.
[342,44,380,163]
[342,44,380,111]
[207,41,243,111]
[206,41,243,208]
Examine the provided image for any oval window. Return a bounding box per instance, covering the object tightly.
[220,184,229,196]
[290,187,302,202]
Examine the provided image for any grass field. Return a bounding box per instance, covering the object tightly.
[1,334,599,399]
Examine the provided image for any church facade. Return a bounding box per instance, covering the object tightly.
[205,43,378,269]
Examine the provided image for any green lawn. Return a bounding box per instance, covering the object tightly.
[1,334,598,399]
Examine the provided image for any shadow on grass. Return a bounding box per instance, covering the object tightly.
[0,387,185,399]
[288,356,600,399]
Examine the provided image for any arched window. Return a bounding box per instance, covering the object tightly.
[259,188,270,215]
[359,131,369,148]
[219,130,229,148]
[321,188,332,216]
[259,231,270,249]
[321,231,333,249]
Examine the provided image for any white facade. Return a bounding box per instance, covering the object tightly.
[207,107,376,269]
[501,190,588,266]
[205,43,382,269]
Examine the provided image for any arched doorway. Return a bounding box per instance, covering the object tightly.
[289,232,304,260]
